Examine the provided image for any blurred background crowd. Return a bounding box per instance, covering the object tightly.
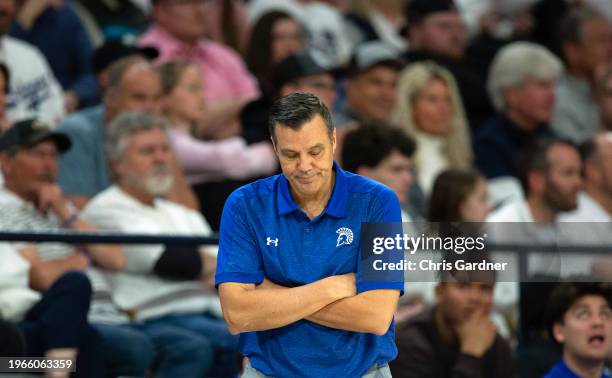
[0,0,611,377]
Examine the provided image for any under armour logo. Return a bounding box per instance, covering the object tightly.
[336,227,353,247]
[266,237,279,247]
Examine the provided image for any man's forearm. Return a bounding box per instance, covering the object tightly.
[29,254,88,291]
[220,275,354,334]
[305,290,400,335]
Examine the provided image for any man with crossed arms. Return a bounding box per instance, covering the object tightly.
[215,93,403,377]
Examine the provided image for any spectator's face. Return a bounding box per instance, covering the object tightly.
[271,18,304,64]
[115,128,173,197]
[412,78,454,136]
[346,66,399,123]
[436,280,494,325]
[410,11,466,60]
[164,65,205,124]
[108,65,162,120]
[0,140,58,201]
[359,150,413,203]
[0,0,15,35]
[273,115,336,200]
[543,144,582,212]
[573,19,612,79]
[553,295,612,364]
[155,0,207,43]
[459,178,489,222]
[282,73,337,109]
[506,78,557,127]
[593,134,612,194]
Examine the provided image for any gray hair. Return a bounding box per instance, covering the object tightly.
[487,42,563,112]
[105,112,169,162]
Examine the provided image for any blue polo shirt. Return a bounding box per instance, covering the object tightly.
[544,359,612,378]
[215,161,404,377]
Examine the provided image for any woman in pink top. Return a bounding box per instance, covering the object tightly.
[158,60,277,185]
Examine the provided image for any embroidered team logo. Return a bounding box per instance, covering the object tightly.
[336,227,353,247]
[266,237,278,247]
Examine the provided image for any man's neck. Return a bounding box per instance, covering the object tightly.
[4,184,35,205]
[563,353,604,378]
[584,182,612,215]
[506,110,539,133]
[158,25,199,49]
[118,182,155,207]
[527,195,557,223]
[293,170,335,219]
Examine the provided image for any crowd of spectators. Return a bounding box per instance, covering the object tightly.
[0,0,611,376]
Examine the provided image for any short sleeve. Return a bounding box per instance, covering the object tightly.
[357,187,404,294]
[215,191,264,287]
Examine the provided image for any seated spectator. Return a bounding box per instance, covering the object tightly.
[596,65,612,133]
[82,112,239,377]
[552,6,612,143]
[344,0,407,53]
[0,0,64,126]
[158,60,277,184]
[487,138,582,223]
[335,41,403,127]
[391,258,515,377]
[203,0,251,53]
[141,0,259,140]
[91,38,159,95]
[402,0,494,130]
[391,61,473,194]
[57,56,198,210]
[0,243,104,377]
[544,282,612,378]
[474,42,562,179]
[9,0,99,111]
[560,133,612,222]
[244,11,304,96]
[428,168,489,223]
[0,119,167,377]
[340,123,416,221]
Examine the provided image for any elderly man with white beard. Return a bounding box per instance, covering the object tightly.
[82,111,239,377]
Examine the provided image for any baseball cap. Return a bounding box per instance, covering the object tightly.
[346,41,404,77]
[271,52,330,90]
[0,119,71,153]
[92,39,159,74]
[405,0,458,24]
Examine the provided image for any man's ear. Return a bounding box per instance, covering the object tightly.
[528,170,545,195]
[552,322,565,344]
[0,153,12,176]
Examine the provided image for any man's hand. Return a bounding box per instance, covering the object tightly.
[16,0,63,30]
[455,308,497,358]
[36,183,72,221]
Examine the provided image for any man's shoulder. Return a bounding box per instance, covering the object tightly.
[228,175,279,204]
[475,116,508,143]
[2,36,42,58]
[59,106,103,135]
[84,186,128,213]
[345,170,397,203]
[487,200,527,222]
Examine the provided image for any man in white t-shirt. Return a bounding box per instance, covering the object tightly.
[560,132,612,223]
[0,0,64,126]
[82,111,239,376]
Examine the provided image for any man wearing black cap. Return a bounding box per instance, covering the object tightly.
[403,0,494,130]
[335,41,403,127]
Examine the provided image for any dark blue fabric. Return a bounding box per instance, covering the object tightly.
[544,358,612,378]
[9,3,100,107]
[473,114,552,179]
[216,161,403,377]
[18,271,105,378]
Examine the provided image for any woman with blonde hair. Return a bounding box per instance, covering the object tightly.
[391,61,473,195]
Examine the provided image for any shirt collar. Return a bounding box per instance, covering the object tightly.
[277,161,348,218]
